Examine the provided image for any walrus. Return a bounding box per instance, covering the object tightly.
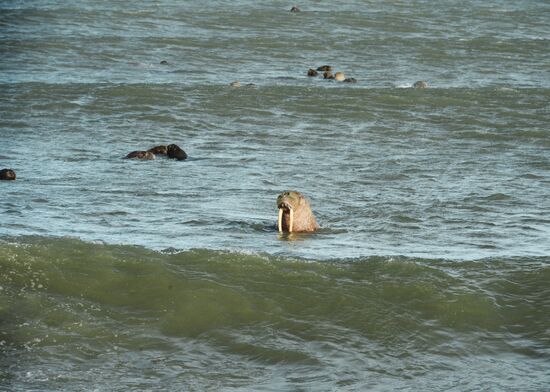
[307,68,318,77]
[167,144,187,160]
[290,6,301,12]
[323,71,334,79]
[125,151,155,160]
[276,191,319,233]
[0,168,16,180]
[317,65,332,72]
[334,72,345,81]
[148,145,168,155]
[413,80,428,88]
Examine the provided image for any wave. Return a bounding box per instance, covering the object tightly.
[1,236,549,391]
[1,235,548,342]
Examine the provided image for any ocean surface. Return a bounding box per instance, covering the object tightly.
[1,0,549,390]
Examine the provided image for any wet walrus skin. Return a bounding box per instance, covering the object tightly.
[0,168,16,180]
[125,151,155,160]
[148,145,168,155]
[276,190,319,233]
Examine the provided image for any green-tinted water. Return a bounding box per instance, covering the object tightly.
[1,238,549,390]
[1,0,549,390]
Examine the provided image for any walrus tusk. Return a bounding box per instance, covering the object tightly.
[289,208,294,233]
[278,208,283,232]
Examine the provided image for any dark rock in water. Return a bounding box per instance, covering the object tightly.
[167,144,187,160]
[0,168,16,180]
[148,145,168,155]
[323,71,334,79]
[413,80,428,88]
[125,151,155,160]
[307,68,319,77]
[343,78,358,83]
[290,6,301,12]
[317,65,332,72]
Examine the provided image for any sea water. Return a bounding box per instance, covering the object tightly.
[1,1,549,390]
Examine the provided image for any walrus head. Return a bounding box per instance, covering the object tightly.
[166,144,188,160]
[276,191,319,233]
[307,68,319,77]
[0,168,16,181]
[413,80,428,88]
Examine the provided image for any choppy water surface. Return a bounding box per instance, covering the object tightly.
[1,0,549,390]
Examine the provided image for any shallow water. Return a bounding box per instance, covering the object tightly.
[1,0,550,390]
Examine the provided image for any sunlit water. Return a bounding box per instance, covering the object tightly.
[1,0,549,390]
